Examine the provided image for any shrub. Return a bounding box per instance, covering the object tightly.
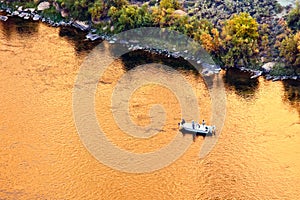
[108,4,153,33]
[270,63,294,76]
[41,6,64,22]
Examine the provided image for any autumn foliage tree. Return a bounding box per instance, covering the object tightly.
[280,32,300,68]
[151,0,182,27]
[200,28,222,53]
[221,12,259,68]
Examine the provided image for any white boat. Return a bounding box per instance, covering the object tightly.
[178,119,215,135]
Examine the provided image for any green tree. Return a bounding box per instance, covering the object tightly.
[108,4,153,33]
[60,0,128,21]
[61,0,90,20]
[88,0,104,21]
[287,0,300,31]
[151,6,174,27]
[151,0,182,27]
[105,0,128,9]
[159,0,181,10]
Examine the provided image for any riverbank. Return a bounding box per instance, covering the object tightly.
[1,0,300,81]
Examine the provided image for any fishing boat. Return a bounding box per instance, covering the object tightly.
[178,119,216,135]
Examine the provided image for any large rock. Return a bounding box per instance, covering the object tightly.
[86,33,101,41]
[61,9,69,18]
[28,8,35,13]
[53,1,60,11]
[173,10,188,16]
[110,26,114,32]
[72,20,90,31]
[0,15,8,21]
[262,62,276,72]
[37,2,50,11]
[12,11,19,16]
[33,14,40,21]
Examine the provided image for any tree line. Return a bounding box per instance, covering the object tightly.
[2,0,300,74]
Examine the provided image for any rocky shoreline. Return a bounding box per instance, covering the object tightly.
[238,67,299,82]
[0,4,223,76]
[0,1,299,81]
[0,4,85,28]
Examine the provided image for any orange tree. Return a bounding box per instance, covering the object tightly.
[200,28,222,54]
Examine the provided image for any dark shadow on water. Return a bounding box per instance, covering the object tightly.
[223,68,259,99]
[0,15,39,39]
[14,17,39,36]
[115,49,200,75]
[58,26,102,55]
[181,130,209,142]
[283,80,300,117]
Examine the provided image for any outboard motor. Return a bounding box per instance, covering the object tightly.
[178,119,185,127]
[181,119,185,125]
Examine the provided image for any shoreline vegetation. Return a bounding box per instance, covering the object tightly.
[1,0,300,81]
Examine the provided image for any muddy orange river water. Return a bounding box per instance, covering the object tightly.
[0,17,300,199]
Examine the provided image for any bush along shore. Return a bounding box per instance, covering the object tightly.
[1,0,300,81]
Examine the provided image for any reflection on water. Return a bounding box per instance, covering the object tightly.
[120,49,199,74]
[0,15,39,39]
[14,18,39,36]
[224,68,259,98]
[283,80,300,117]
[0,19,300,199]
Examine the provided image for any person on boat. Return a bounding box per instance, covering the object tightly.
[202,120,206,126]
[192,120,195,129]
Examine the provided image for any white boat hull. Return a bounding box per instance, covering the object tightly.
[179,122,215,135]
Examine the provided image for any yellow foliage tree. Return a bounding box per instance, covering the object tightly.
[221,12,259,67]
[280,31,300,67]
[200,28,221,53]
